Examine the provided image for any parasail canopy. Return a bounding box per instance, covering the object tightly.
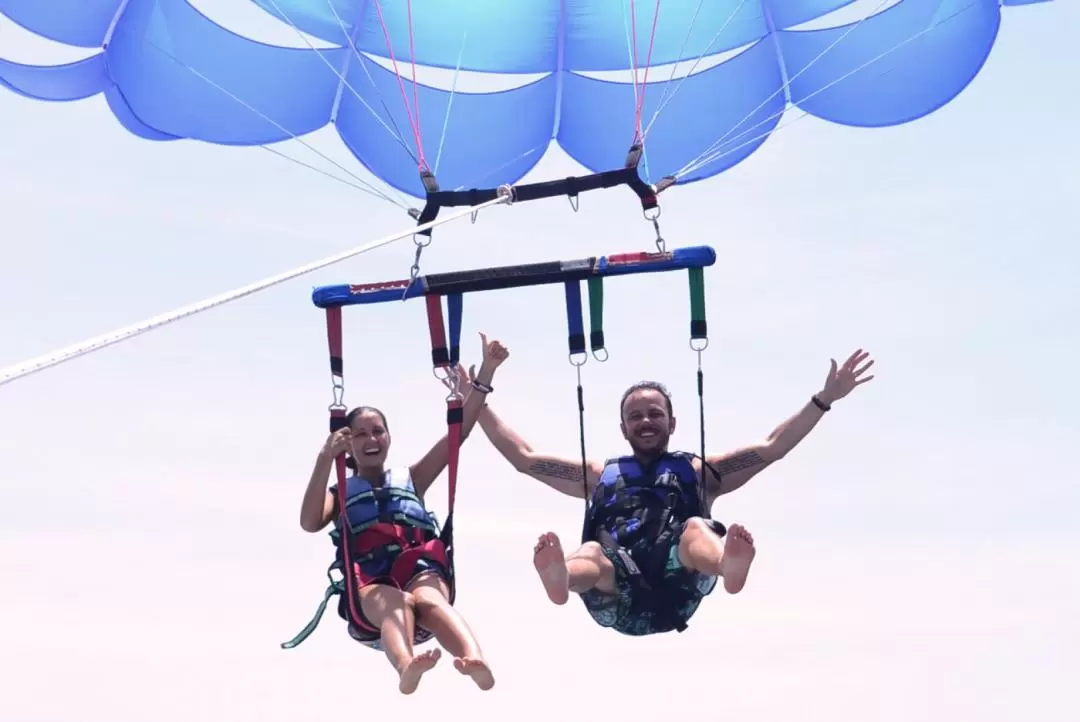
[0,0,1054,200]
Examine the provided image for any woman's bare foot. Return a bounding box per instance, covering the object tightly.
[398,648,441,694]
[532,532,570,605]
[720,524,756,594]
[454,656,495,690]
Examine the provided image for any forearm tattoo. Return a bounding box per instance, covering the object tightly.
[528,460,585,483]
[708,450,765,480]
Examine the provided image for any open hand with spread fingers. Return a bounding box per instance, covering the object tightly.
[819,349,875,405]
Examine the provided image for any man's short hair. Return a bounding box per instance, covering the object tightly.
[619,381,673,418]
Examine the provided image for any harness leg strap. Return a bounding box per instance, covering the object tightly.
[280,582,341,649]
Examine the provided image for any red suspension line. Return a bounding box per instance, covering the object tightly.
[371,0,428,171]
[629,0,663,144]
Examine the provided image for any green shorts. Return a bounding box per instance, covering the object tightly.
[578,521,718,636]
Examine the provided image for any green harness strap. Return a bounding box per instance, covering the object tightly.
[280,561,346,649]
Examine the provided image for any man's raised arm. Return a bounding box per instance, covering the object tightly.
[703,349,875,499]
[478,405,602,499]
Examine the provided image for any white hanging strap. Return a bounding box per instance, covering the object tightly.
[0,195,511,388]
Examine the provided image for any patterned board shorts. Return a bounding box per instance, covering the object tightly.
[579,523,717,636]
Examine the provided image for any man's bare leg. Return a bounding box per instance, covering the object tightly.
[677,518,757,594]
[532,533,616,605]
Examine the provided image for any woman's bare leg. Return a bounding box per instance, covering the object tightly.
[408,572,494,691]
[357,584,440,694]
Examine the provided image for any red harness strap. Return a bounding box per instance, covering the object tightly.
[321,297,463,642]
[350,522,449,589]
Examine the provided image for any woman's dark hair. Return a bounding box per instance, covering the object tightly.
[342,406,390,472]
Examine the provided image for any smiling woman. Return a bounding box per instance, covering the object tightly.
[289,332,509,695]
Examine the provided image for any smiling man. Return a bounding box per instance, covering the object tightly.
[475,350,875,638]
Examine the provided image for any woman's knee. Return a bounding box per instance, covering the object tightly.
[359,584,416,624]
[408,575,451,615]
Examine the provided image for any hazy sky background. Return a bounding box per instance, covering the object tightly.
[1,2,1077,721]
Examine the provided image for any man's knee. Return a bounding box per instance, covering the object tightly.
[572,541,608,561]
[684,516,724,539]
[678,517,724,575]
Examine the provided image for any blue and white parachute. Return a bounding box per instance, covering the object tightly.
[0,0,1054,199]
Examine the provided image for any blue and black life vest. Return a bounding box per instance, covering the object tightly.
[329,467,440,566]
[281,468,453,651]
[585,451,704,550]
[584,451,722,632]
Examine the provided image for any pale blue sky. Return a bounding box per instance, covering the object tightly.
[1,2,1077,721]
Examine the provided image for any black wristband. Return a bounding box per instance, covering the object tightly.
[811,395,831,412]
[472,380,494,394]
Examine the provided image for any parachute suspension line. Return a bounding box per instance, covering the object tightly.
[674,0,895,178]
[368,0,438,282]
[425,293,464,598]
[141,37,405,210]
[324,0,419,168]
[434,30,469,176]
[450,145,544,193]
[627,0,663,145]
[257,145,391,197]
[371,0,428,172]
[264,0,415,169]
[641,0,749,140]
[619,2,670,251]
[687,267,711,515]
[678,0,980,179]
[0,195,510,388]
[564,280,593,511]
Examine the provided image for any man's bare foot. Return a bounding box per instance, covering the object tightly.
[533,532,570,605]
[720,524,756,594]
[454,656,495,691]
[398,648,441,695]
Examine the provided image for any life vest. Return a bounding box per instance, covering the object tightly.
[281,468,454,651]
[585,451,704,550]
[330,467,446,583]
[584,451,721,632]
